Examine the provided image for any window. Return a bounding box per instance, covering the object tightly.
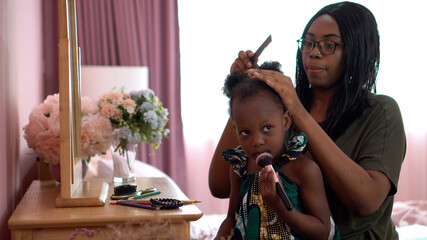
[178,0,427,214]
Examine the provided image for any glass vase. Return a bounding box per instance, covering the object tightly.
[110,139,137,183]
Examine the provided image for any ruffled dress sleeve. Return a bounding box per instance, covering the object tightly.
[276,132,308,167]
[222,146,248,177]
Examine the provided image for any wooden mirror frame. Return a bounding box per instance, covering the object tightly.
[56,0,109,207]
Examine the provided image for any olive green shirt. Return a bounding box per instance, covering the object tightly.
[290,93,406,239]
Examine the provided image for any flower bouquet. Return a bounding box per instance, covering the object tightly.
[23,94,113,180]
[98,89,169,183]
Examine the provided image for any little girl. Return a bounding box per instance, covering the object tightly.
[215,61,339,240]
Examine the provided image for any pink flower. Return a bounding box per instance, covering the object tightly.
[123,92,131,99]
[23,94,113,165]
[99,103,122,120]
[123,99,136,114]
[81,96,98,115]
[23,94,61,164]
[24,115,61,164]
[81,114,113,160]
[99,91,124,106]
[38,94,60,122]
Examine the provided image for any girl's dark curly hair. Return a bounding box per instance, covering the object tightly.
[296,1,379,139]
[223,61,284,119]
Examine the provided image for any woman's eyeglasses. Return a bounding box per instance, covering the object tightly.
[297,38,345,55]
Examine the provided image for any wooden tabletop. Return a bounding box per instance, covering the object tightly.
[8,177,203,230]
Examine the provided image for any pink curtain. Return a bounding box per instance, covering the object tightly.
[43,0,187,191]
[42,1,59,96]
[395,132,427,201]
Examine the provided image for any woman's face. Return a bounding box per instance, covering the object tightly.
[231,91,290,162]
[302,14,346,90]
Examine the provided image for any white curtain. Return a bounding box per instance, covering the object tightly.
[178,0,427,214]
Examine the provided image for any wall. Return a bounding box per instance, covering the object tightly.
[0,0,43,238]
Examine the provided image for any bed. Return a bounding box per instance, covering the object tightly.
[392,200,427,239]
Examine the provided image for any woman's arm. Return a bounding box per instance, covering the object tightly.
[215,166,241,239]
[250,69,393,216]
[291,107,391,216]
[259,156,332,239]
[209,50,256,198]
[209,118,238,198]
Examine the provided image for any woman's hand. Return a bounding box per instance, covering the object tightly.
[247,69,305,117]
[230,50,258,74]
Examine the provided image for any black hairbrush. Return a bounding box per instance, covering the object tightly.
[111,184,140,200]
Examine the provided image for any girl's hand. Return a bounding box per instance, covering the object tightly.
[230,50,258,74]
[247,69,304,117]
[259,166,280,206]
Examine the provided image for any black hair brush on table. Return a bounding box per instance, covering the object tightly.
[111,184,140,200]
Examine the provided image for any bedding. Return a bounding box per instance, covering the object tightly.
[393,200,427,239]
[392,200,427,227]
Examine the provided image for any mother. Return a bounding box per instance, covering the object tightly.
[209,2,406,239]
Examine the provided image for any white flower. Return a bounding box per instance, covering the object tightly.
[142,89,154,100]
[140,102,154,112]
[152,132,162,145]
[144,110,159,130]
[129,132,141,144]
[163,128,170,137]
[162,108,169,118]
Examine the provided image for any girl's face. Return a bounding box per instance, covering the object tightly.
[302,14,346,90]
[232,91,290,162]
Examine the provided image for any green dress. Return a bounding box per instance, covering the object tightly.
[222,133,340,240]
